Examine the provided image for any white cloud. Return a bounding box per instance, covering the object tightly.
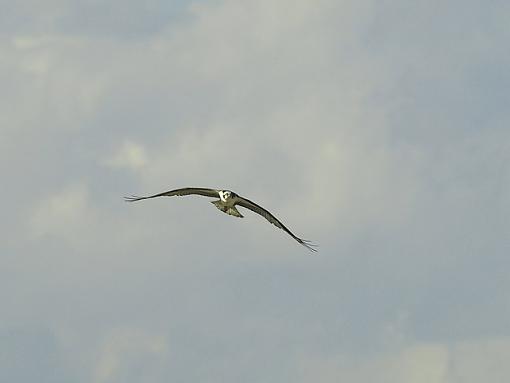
[93,327,168,383]
[0,35,111,141]
[450,338,510,383]
[105,140,148,172]
[298,337,510,383]
[29,183,90,238]
[99,0,411,238]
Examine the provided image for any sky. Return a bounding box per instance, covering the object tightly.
[1,0,509,382]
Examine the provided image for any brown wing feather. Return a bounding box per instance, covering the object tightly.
[124,187,219,202]
[235,196,317,252]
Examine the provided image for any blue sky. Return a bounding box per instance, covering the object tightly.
[1,1,509,382]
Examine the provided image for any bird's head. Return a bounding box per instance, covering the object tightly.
[220,190,236,201]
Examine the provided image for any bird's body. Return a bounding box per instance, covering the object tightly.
[125,187,317,252]
[211,190,243,217]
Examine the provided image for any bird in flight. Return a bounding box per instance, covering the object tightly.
[125,187,317,252]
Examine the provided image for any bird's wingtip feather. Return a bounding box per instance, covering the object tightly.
[300,239,318,253]
[124,195,143,202]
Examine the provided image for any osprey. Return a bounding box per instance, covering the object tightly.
[125,187,317,252]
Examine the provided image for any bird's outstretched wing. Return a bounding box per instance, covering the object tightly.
[125,187,219,202]
[235,196,317,252]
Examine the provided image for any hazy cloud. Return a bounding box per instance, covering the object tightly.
[105,141,148,172]
[298,337,510,383]
[1,0,509,382]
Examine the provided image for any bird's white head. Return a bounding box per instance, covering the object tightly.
[219,190,235,202]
